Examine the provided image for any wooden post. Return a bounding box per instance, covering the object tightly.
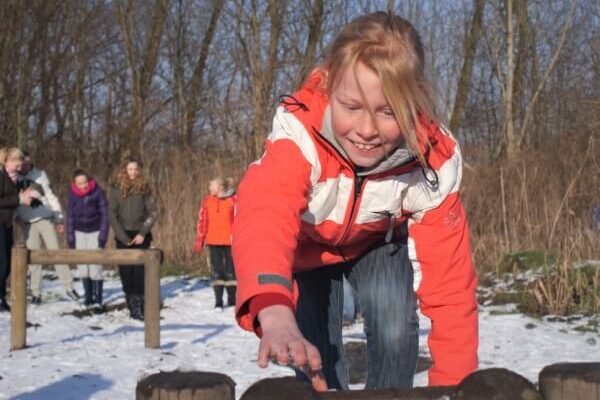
[10,246,28,350]
[136,371,235,400]
[539,362,600,400]
[144,249,161,349]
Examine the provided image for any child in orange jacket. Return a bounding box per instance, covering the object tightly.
[232,12,478,392]
[194,177,236,310]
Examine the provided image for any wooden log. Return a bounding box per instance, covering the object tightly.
[136,371,235,400]
[539,362,600,400]
[29,249,147,266]
[240,377,320,400]
[240,377,455,400]
[10,246,28,351]
[240,368,543,399]
[455,368,542,400]
[144,249,161,349]
[321,386,456,399]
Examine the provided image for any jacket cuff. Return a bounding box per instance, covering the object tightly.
[248,293,294,337]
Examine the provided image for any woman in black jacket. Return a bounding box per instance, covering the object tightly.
[109,157,158,320]
[0,147,35,311]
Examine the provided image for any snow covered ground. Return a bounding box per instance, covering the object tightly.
[0,272,598,399]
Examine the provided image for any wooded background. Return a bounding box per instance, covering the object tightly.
[1,0,598,284]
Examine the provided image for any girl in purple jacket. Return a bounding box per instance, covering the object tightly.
[67,170,109,309]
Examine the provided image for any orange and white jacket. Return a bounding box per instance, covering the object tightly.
[233,73,478,386]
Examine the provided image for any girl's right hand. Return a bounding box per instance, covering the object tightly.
[19,189,33,206]
[257,304,328,391]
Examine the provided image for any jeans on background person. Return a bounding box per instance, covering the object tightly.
[0,224,13,310]
[208,245,236,308]
[294,240,419,390]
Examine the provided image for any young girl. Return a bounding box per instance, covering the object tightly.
[67,169,109,309]
[0,148,36,312]
[109,158,157,320]
[194,177,236,310]
[233,12,478,391]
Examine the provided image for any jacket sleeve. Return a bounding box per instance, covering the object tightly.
[66,193,75,248]
[97,187,109,248]
[38,170,64,223]
[409,191,478,386]
[108,187,130,244]
[138,193,157,237]
[0,176,19,209]
[233,138,312,332]
[194,197,208,252]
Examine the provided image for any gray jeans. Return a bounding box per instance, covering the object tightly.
[294,241,419,390]
[23,219,73,296]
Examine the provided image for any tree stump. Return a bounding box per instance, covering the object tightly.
[136,371,235,400]
[240,377,320,400]
[539,362,600,400]
[455,368,542,400]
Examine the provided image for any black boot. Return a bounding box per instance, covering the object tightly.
[82,278,93,306]
[213,285,224,309]
[125,294,133,314]
[129,295,144,321]
[0,298,9,312]
[92,280,104,312]
[225,285,237,307]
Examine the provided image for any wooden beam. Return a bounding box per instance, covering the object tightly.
[29,249,147,265]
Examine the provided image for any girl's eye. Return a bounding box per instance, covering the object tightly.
[345,104,360,111]
[381,109,395,117]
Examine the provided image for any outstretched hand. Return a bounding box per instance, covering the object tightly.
[257,305,328,391]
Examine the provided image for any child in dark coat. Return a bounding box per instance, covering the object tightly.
[67,169,109,308]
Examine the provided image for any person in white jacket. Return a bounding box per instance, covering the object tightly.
[17,152,79,304]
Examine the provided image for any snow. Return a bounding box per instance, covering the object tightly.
[0,273,598,399]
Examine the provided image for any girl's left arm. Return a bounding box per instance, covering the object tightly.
[409,192,478,386]
[139,193,158,238]
[98,188,110,248]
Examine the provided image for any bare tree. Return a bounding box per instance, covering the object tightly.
[449,0,486,133]
[115,0,168,153]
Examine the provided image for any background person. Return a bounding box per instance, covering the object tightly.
[109,157,157,320]
[18,151,78,304]
[67,169,109,309]
[194,177,237,311]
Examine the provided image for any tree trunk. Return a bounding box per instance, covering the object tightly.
[449,0,485,133]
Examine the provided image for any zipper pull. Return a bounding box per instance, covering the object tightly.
[385,212,395,243]
[374,210,395,243]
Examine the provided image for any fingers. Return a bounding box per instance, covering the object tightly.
[309,370,328,392]
[257,338,270,368]
[304,340,322,372]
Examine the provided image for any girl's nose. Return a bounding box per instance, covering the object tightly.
[355,113,378,141]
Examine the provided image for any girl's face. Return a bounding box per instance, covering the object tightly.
[208,180,222,196]
[74,175,89,190]
[4,157,23,174]
[126,162,140,180]
[329,62,403,168]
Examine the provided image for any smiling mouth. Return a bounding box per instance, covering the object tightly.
[348,138,381,151]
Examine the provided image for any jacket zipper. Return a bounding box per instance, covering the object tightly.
[336,172,366,247]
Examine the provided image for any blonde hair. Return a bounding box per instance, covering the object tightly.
[320,12,438,163]
[0,147,24,167]
[210,177,234,193]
